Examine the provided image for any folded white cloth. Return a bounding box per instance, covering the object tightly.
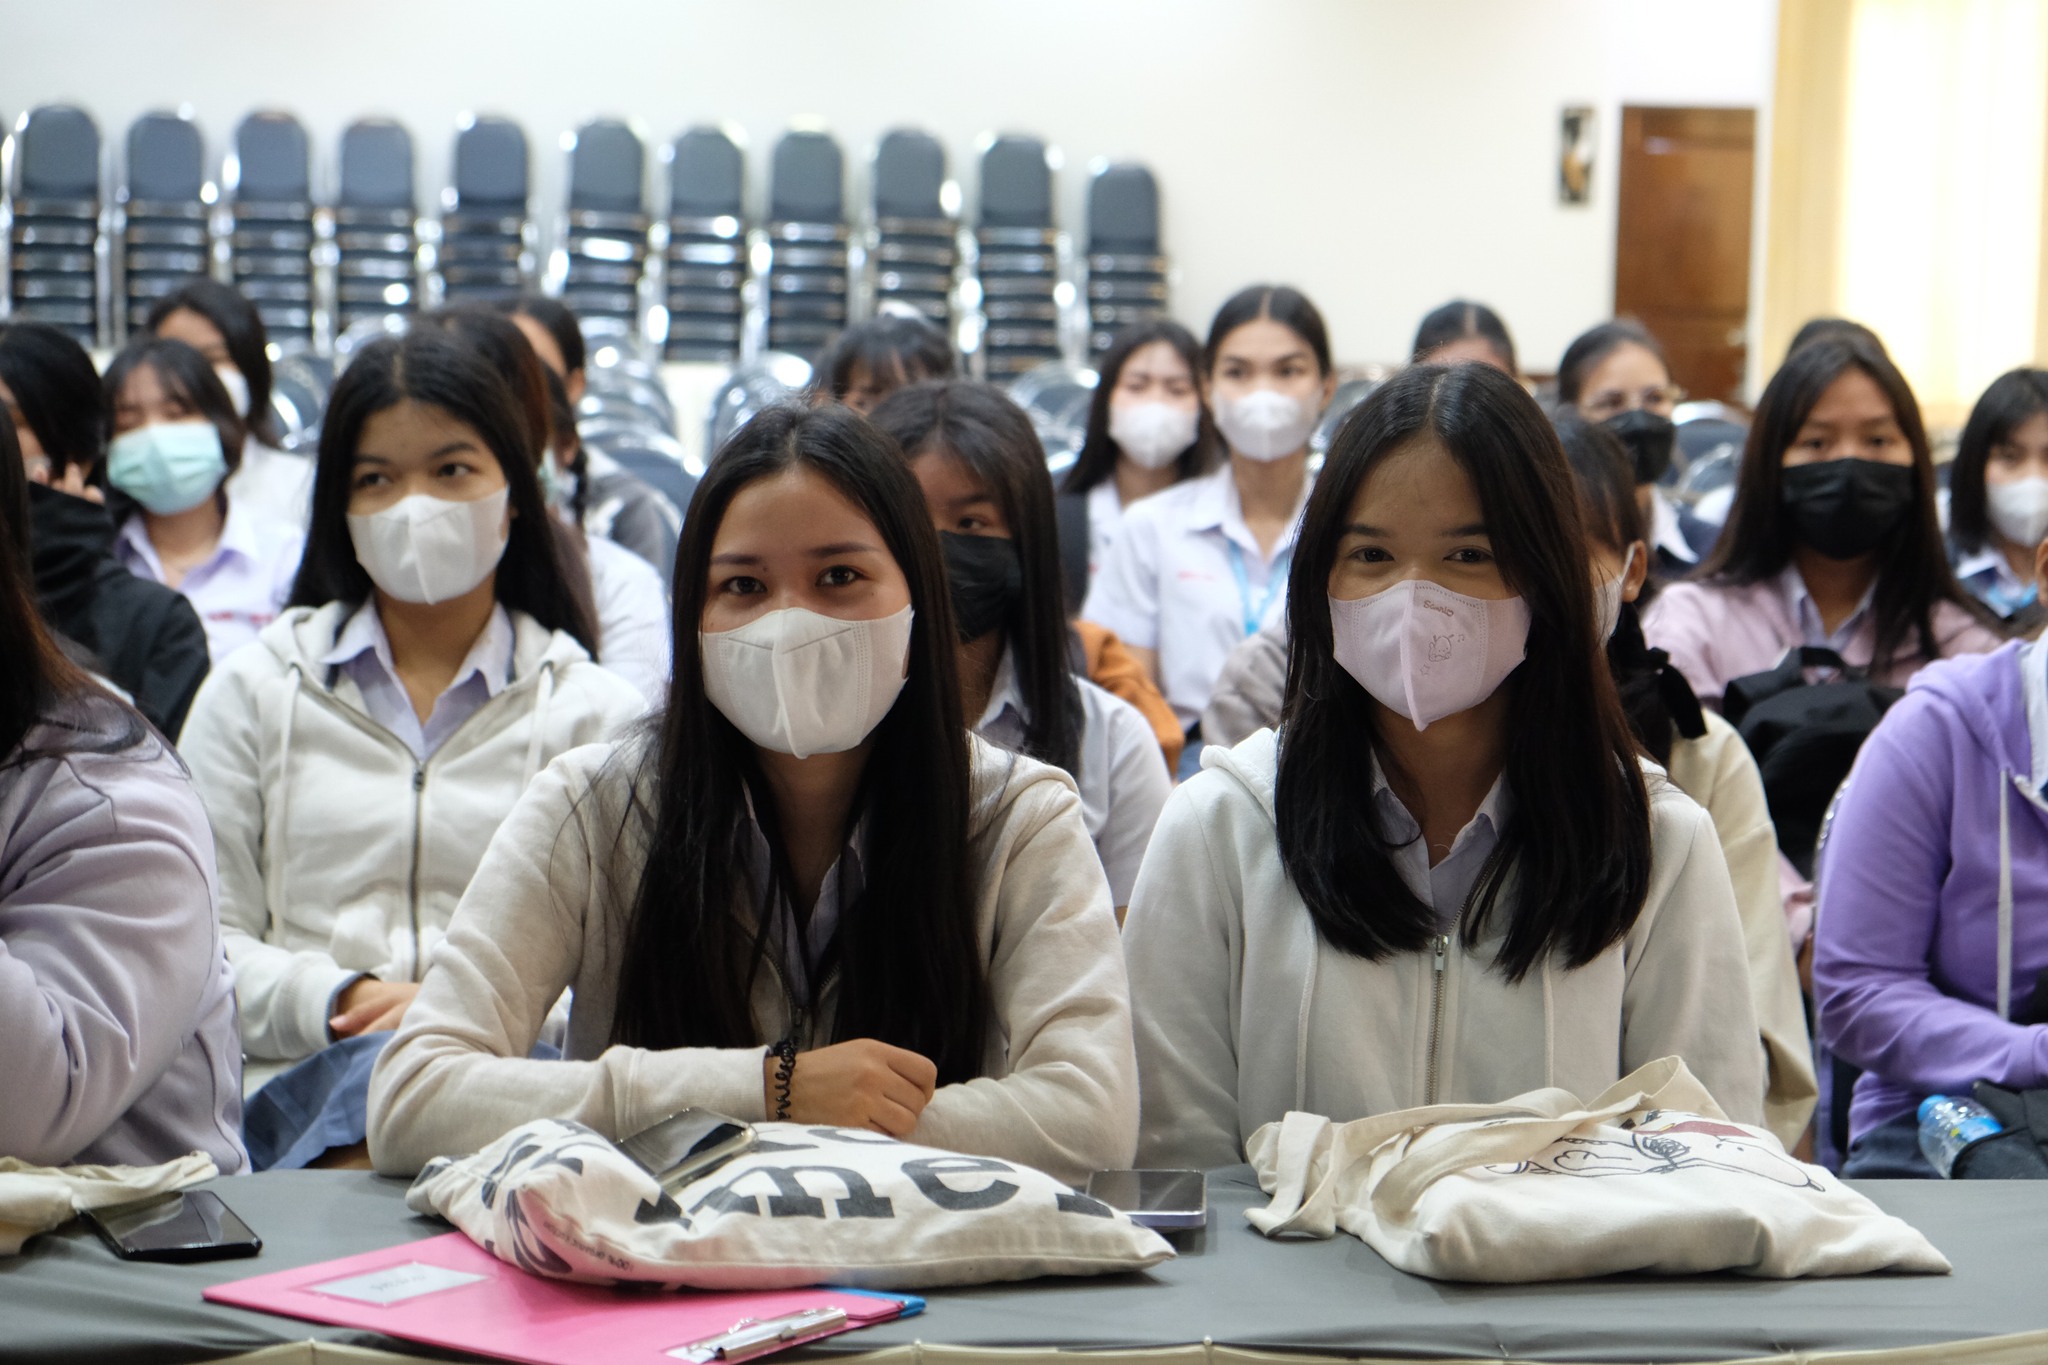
[0,1152,219,1255]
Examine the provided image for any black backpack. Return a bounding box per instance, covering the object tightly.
[1721,646,1903,878]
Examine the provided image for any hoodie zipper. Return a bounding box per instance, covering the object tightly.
[407,766,427,976]
[1425,883,1483,1106]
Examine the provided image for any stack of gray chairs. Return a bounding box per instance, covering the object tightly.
[333,119,418,332]
[661,127,746,362]
[1083,163,1167,360]
[437,116,531,303]
[974,135,1062,378]
[5,105,104,344]
[761,130,849,357]
[869,129,955,329]
[224,111,316,345]
[118,111,209,337]
[559,119,649,327]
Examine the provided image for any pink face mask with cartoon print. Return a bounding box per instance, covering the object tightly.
[1328,580,1531,731]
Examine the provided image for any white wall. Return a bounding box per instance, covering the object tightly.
[0,0,1774,371]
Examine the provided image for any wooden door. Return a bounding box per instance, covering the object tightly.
[1614,106,1756,405]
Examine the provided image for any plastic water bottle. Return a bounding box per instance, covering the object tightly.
[1916,1094,2002,1178]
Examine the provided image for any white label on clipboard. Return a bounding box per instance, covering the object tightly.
[309,1261,490,1306]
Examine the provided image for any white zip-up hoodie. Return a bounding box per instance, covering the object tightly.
[178,602,646,1066]
[1123,729,1766,1169]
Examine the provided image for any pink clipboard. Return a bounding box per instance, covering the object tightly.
[203,1230,922,1365]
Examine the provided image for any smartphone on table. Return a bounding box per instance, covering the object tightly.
[86,1190,262,1263]
[1086,1168,1208,1229]
[617,1108,756,1193]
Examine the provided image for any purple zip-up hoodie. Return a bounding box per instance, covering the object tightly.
[0,700,246,1172]
[1815,639,2048,1145]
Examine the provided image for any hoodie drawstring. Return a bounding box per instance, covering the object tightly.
[522,660,557,786]
[1999,774,2014,1022]
[264,665,304,942]
[1541,955,1556,1089]
[1294,916,1319,1113]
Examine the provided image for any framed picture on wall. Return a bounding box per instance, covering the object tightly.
[1560,106,1595,204]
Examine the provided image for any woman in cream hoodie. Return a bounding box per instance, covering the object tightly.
[367,404,1137,1185]
[178,329,644,1098]
[1124,364,1763,1169]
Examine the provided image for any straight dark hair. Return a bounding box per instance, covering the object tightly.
[1556,320,1666,405]
[0,322,107,477]
[869,379,1085,776]
[1275,364,1652,981]
[1949,368,2048,555]
[498,294,586,376]
[1204,284,1331,377]
[414,307,554,466]
[1785,316,1886,362]
[146,278,282,445]
[1060,318,1222,495]
[814,314,956,403]
[1552,410,1645,551]
[1413,299,1517,373]
[1700,335,1991,670]
[607,403,988,1081]
[288,330,599,655]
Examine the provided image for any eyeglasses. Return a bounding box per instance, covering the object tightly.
[1582,385,1687,420]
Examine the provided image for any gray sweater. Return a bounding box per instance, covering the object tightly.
[0,702,246,1171]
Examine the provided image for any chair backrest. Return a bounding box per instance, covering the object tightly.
[339,119,415,209]
[126,112,206,202]
[769,130,843,223]
[233,111,310,203]
[1088,163,1158,253]
[16,104,100,199]
[569,119,645,214]
[452,116,528,207]
[873,129,946,221]
[978,136,1052,228]
[669,126,743,219]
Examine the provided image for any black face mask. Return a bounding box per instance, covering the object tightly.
[1780,458,1916,561]
[1602,409,1678,486]
[939,531,1023,643]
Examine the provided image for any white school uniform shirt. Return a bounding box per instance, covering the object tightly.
[1080,464,1311,730]
[1650,489,1699,568]
[585,532,673,707]
[115,498,304,663]
[1953,541,2038,619]
[1086,479,1125,580]
[322,600,516,760]
[974,646,1172,906]
[225,438,315,531]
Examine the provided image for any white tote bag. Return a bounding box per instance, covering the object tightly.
[1246,1057,1949,1282]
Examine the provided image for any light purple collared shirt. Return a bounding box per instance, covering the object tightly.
[321,600,516,760]
[1369,756,1512,932]
[116,499,304,663]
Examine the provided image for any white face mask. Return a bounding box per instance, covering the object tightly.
[1214,389,1319,462]
[701,604,915,759]
[1594,544,1638,643]
[1329,579,1532,731]
[1987,476,2048,549]
[1108,400,1200,470]
[347,488,511,605]
[213,364,252,422]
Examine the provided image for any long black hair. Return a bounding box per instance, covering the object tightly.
[1413,299,1517,373]
[288,329,600,654]
[607,403,987,1081]
[1275,363,1652,981]
[1556,320,1666,407]
[869,379,1085,776]
[497,294,587,377]
[0,322,107,478]
[1949,368,2048,555]
[1699,335,1991,671]
[813,314,955,405]
[1060,319,1221,495]
[146,278,282,445]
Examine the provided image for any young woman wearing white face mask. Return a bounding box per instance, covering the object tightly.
[1083,287,1336,756]
[366,403,1137,1183]
[176,330,644,1147]
[104,337,305,663]
[1055,320,1222,604]
[1122,363,1764,1168]
[1946,369,2048,625]
[150,279,314,529]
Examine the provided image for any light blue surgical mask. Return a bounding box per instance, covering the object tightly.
[107,419,228,515]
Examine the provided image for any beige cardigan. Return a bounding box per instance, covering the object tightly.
[367,735,1138,1184]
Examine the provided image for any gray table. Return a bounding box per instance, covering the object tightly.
[2,1166,2043,1364]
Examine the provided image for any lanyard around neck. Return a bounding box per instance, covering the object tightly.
[1225,538,1290,639]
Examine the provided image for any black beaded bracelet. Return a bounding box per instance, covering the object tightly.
[770,1040,798,1121]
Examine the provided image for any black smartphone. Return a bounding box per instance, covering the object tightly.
[1086,1169,1208,1229]
[85,1190,261,1263]
[616,1108,755,1193]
